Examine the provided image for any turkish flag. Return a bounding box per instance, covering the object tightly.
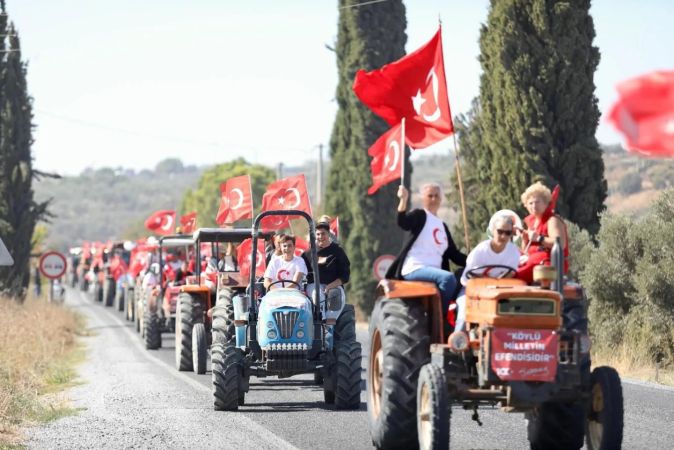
[179,212,198,234]
[237,238,266,279]
[144,210,176,236]
[330,216,340,239]
[607,70,674,157]
[260,174,312,230]
[368,123,404,195]
[294,236,310,257]
[353,27,453,148]
[216,175,254,225]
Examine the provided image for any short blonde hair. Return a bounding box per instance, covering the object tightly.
[521,182,551,207]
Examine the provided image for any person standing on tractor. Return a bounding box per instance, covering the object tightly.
[386,183,467,319]
[302,220,350,307]
[454,213,521,331]
[516,182,569,283]
[263,234,307,290]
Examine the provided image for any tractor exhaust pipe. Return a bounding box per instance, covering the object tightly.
[551,237,563,295]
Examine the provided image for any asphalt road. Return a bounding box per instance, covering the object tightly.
[28,287,674,449]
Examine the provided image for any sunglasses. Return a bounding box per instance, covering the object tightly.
[496,229,513,236]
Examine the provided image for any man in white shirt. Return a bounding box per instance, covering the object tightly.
[455,213,521,331]
[263,235,307,290]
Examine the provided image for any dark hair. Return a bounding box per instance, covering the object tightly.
[279,234,296,245]
[315,222,330,231]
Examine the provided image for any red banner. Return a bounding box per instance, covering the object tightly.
[490,328,558,382]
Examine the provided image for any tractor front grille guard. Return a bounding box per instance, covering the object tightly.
[273,310,299,339]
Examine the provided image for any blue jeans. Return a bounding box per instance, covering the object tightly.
[402,267,457,316]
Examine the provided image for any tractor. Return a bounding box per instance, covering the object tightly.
[211,210,361,411]
[367,239,623,450]
[141,234,195,350]
[174,228,267,374]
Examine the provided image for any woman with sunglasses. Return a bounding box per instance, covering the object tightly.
[454,213,521,331]
[516,182,569,283]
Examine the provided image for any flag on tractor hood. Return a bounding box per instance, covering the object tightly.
[368,123,403,195]
[237,238,266,279]
[179,212,198,234]
[353,27,453,149]
[144,210,176,236]
[608,70,674,158]
[216,175,253,225]
[260,174,312,231]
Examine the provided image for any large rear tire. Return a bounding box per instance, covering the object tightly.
[144,311,162,350]
[417,363,449,450]
[334,340,362,410]
[104,277,115,307]
[367,298,431,449]
[176,293,203,371]
[211,289,235,346]
[585,366,623,450]
[192,323,207,375]
[212,343,244,411]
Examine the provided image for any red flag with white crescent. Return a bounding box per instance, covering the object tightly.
[329,216,340,239]
[353,27,453,149]
[294,236,310,257]
[216,175,254,225]
[260,174,313,231]
[607,70,674,157]
[144,210,176,236]
[179,212,198,234]
[237,238,266,279]
[368,123,403,195]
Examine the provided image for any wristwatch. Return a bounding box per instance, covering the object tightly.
[537,234,545,244]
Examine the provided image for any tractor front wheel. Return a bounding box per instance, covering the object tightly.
[586,366,624,450]
[192,323,207,375]
[144,311,162,350]
[212,343,245,411]
[417,363,450,450]
[175,293,198,371]
[104,277,115,307]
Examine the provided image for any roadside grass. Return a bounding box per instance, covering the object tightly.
[0,293,86,446]
[593,347,674,387]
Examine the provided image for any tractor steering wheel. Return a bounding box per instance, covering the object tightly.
[465,264,518,280]
[268,279,300,289]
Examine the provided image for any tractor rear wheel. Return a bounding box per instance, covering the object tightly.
[135,296,142,333]
[211,289,235,346]
[192,323,207,375]
[144,311,162,350]
[115,284,125,312]
[585,366,623,450]
[417,363,450,450]
[124,286,135,321]
[212,343,244,411]
[94,281,103,303]
[176,293,202,371]
[334,304,356,342]
[367,298,430,449]
[334,340,362,410]
[104,277,115,307]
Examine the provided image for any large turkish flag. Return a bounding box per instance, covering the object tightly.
[353,27,453,148]
[237,238,266,279]
[144,210,176,236]
[368,123,403,195]
[260,174,312,231]
[179,211,197,234]
[216,175,253,225]
[608,70,674,157]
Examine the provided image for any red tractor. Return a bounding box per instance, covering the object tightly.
[367,240,623,450]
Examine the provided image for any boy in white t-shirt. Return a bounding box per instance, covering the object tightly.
[263,235,307,290]
[455,213,521,331]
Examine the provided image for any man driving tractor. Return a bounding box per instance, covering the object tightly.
[263,234,307,290]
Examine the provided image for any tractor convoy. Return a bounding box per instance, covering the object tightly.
[70,210,623,450]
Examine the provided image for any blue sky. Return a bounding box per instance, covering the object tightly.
[7,0,674,175]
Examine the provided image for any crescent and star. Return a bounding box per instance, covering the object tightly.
[384,140,400,172]
[229,188,244,210]
[411,68,442,123]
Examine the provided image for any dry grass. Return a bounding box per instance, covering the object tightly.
[593,348,674,387]
[0,294,85,445]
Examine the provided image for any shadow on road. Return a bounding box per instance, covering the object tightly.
[240,401,367,413]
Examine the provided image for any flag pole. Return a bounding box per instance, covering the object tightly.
[452,133,471,251]
[400,117,406,186]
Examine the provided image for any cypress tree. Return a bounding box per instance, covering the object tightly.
[0,4,48,300]
[455,0,606,236]
[326,0,408,314]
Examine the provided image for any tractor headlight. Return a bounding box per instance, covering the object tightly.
[267,330,277,339]
[448,331,469,353]
[298,321,305,328]
[296,330,305,339]
[266,321,274,329]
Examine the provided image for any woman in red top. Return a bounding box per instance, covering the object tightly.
[516,182,569,283]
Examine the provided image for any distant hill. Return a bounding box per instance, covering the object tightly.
[34,159,203,251]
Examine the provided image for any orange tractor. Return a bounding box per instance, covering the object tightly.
[367,240,623,450]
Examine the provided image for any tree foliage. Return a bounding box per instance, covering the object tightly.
[0,4,48,300]
[180,158,275,228]
[326,0,408,314]
[452,0,606,240]
[582,190,674,365]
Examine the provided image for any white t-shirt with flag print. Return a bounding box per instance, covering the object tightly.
[264,255,308,286]
[402,210,449,276]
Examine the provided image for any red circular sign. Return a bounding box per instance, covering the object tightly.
[373,254,396,281]
[39,251,67,280]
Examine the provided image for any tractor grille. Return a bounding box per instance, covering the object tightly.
[273,310,299,339]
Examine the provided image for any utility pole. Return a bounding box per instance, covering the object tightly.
[277,162,284,180]
[316,144,323,210]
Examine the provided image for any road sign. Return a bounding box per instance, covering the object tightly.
[373,254,395,281]
[39,251,67,280]
[0,237,12,266]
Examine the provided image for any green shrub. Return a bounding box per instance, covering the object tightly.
[617,171,642,195]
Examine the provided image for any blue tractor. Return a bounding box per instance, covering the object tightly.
[211,210,362,410]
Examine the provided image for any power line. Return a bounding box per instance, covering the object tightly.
[339,0,390,9]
